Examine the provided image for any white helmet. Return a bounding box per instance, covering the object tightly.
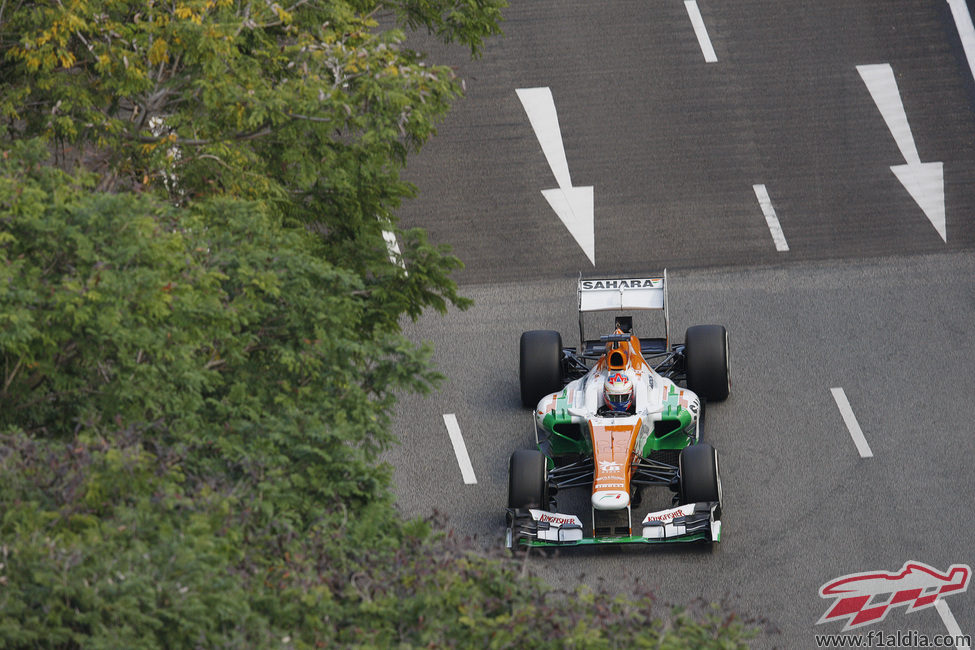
[603,372,633,413]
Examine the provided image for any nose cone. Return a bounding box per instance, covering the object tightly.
[592,490,630,510]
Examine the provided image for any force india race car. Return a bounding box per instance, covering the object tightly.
[506,274,730,548]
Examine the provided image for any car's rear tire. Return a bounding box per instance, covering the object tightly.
[508,449,548,510]
[679,443,721,508]
[520,330,563,408]
[685,325,730,402]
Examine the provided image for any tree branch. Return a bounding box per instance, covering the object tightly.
[3,356,23,395]
[194,153,231,169]
[286,112,331,124]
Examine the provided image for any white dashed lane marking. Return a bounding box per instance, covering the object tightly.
[443,413,477,484]
[684,1,717,63]
[830,388,873,458]
[753,184,789,252]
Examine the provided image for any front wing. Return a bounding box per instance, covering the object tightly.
[505,502,721,548]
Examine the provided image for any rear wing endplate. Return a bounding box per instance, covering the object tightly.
[577,272,670,353]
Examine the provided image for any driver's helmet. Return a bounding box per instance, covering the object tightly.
[603,372,633,413]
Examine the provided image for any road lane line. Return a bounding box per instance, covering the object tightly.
[948,0,975,86]
[753,184,789,252]
[936,599,971,648]
[830,388,873,458]
[443,414,477,484]
[684,1,717,63]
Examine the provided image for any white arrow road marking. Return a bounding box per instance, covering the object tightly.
[948,0,975,87]
[516,87,596,265]
[830,388,873,458]
[753,184,789,252]
[857,64,946,242]
[541,186,594,264]
[443,414,477,485]
[516,87,572,189]
[857,64,920,164]
[936,600,971,648]
[685,1,717,63]
[890,162,945,241]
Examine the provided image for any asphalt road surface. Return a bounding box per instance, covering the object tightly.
[387,2,975,647]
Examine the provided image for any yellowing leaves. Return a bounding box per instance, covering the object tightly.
[8,44,73,72]
[274,6,294,25]
[174,5,202,24]
[148,39,170,65]
[24,55,44,72]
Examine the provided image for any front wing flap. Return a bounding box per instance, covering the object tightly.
[506,503,720,548]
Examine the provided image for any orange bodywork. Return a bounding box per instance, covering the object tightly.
[589,420,642,493]
[589,330,651,514]
[595,331,647,373]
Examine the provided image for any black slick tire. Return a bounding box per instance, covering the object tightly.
[679,443,721,508]
[684,325,730,402]
[508,449,548,509]
[520,330,563,408]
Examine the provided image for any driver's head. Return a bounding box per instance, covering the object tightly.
[603,372,633,413]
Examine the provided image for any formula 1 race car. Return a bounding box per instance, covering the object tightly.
[506,274,730,548]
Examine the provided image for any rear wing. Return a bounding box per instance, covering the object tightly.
[577,272,670,355]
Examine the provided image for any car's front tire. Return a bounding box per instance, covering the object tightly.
[508,449,549,510]
[520,330,563,408]
[685,324,730,402]
[679,443,721,512]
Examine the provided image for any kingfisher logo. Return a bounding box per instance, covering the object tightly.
[537,513,579,526]
[644,505,691,523]
[818,561,971,631]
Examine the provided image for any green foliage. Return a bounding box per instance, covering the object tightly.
[0,140,435,512]
[0,139,426,645]
[0,0,483,325]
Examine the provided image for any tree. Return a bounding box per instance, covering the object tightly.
[0,138,439,646]
[0,0,501,325]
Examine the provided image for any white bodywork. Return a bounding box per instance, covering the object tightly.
[641,503,721,541]
[534,344,701,512]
